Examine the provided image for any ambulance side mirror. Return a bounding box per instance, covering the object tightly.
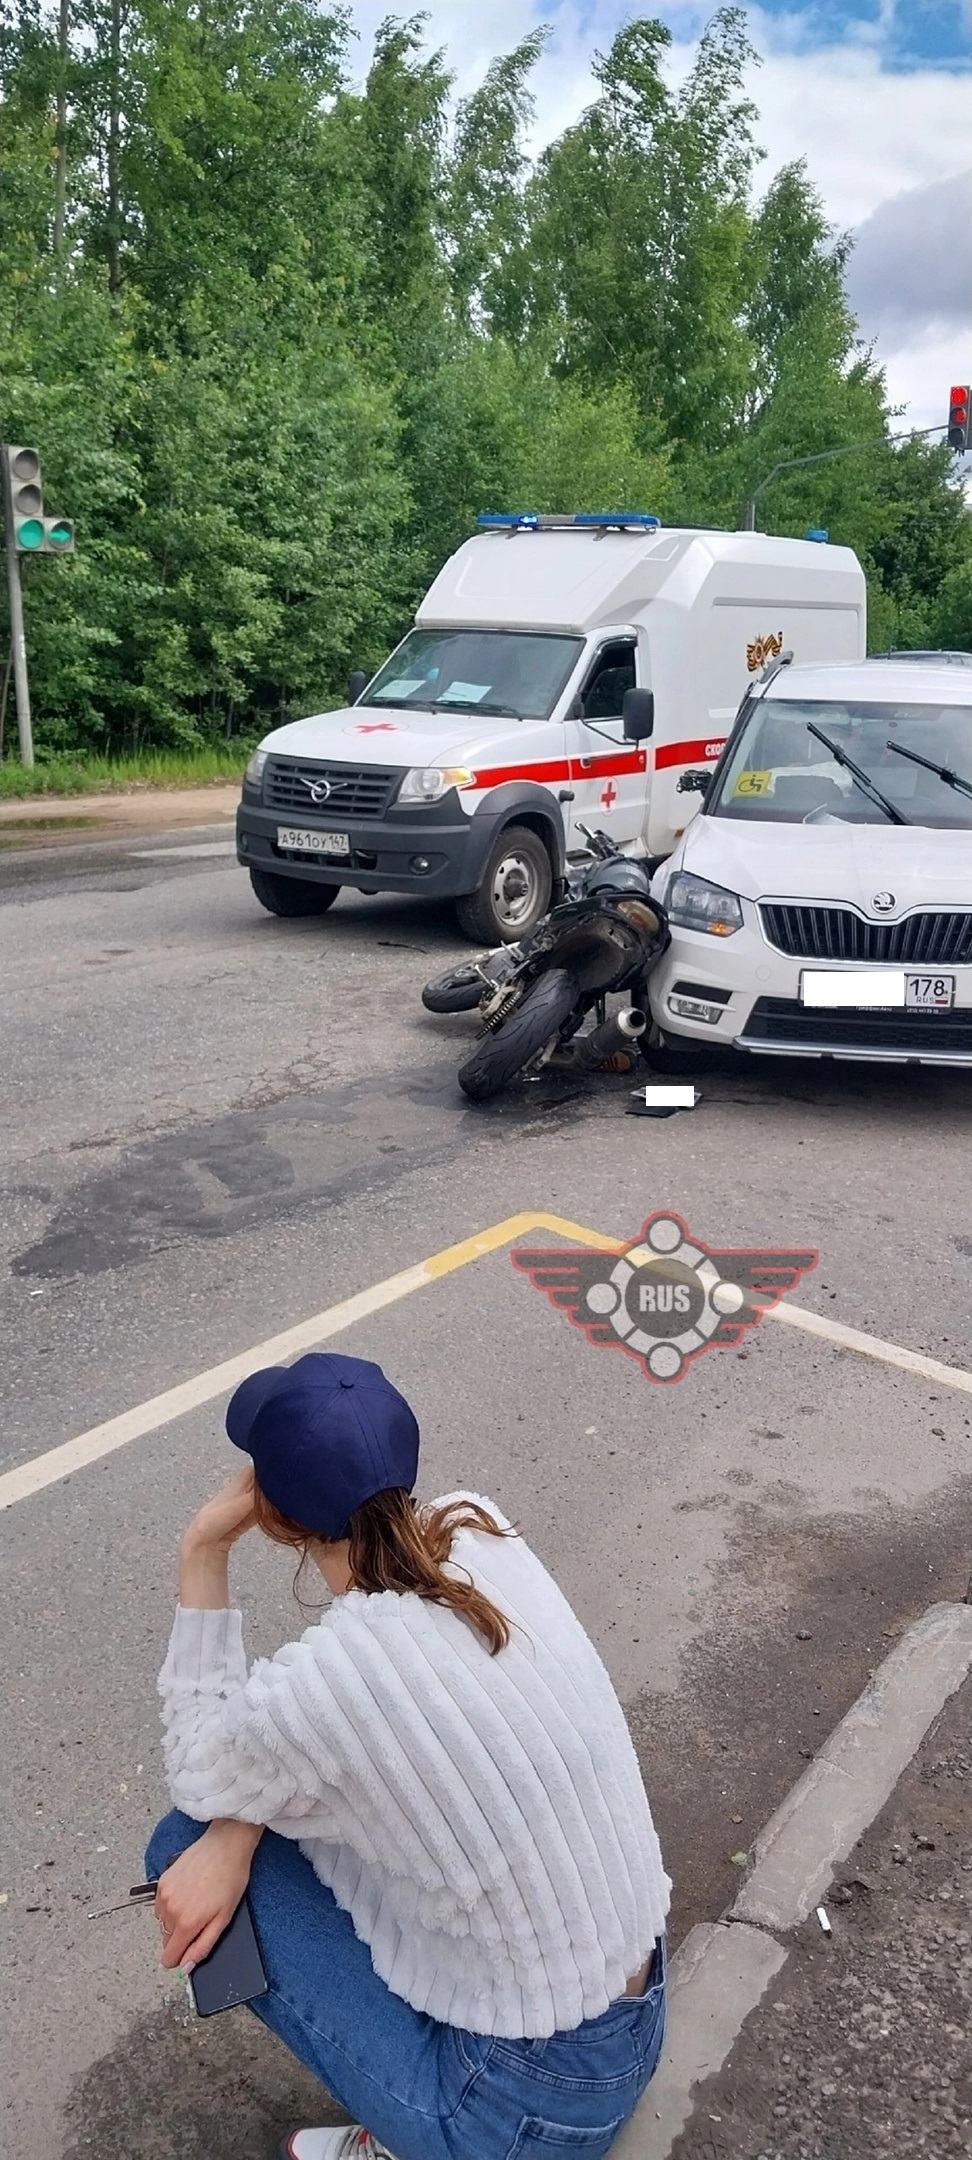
[348,669,368,703]
[622,688,654,741]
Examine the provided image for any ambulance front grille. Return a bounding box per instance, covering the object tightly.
[265,759,398,819]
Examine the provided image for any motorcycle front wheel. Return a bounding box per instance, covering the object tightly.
[421,965,485,1014]
[457,969,579,1103]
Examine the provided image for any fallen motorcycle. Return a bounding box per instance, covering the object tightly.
[422,826,670,1103]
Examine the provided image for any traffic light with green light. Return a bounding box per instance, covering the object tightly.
[4,446,75,553]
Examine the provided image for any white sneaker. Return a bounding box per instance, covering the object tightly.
[281,2130,399,2160]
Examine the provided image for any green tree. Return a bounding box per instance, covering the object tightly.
[516,11,761,445]
[444,29,546,337]
[0,3,967,764]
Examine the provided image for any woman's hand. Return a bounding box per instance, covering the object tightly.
[155,1819,263,1972]
[183,1465,257,1556]
[179,1466,257,1607]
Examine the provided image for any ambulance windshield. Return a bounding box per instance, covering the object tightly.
[710,698,972,830]
[363,629,584,722]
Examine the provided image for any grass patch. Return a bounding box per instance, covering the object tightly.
[0,747,250,800]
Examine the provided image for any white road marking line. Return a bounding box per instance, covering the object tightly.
[0,1256,436,1511]
[2,1208,970,1514]
[767,1300,972,1395]
[129,841,237,860]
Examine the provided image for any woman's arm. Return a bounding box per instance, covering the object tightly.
[159,1467,339,1834]
[178,1465,257,1609]
[155,1818,263,1971]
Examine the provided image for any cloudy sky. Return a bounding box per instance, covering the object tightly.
[345,1,971,439]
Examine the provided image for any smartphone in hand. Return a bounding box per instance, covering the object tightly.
[188,1895,268,2017]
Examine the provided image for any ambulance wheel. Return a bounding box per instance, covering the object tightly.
[457,827,552,945]
[457,969,578,1103]
[249,868,341,918]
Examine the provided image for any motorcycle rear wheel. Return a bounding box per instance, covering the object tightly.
[421,965,485,1014]
[457,969,579,1103]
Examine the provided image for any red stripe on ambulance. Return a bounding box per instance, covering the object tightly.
[464,749,647,792]
[654,736,727,771]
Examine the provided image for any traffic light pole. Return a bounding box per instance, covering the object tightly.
[1,447,34,767]
[741,422,949,533]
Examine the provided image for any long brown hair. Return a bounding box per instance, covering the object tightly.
[253,1483,514,1655]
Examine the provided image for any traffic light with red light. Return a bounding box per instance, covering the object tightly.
[947,386,970,455]
[2,445,75,552]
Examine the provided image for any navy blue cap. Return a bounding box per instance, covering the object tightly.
[226,1352,420,1538]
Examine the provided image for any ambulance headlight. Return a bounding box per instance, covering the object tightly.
[398,767,472,804]
[666,870,743,937]
[244,748,269,791]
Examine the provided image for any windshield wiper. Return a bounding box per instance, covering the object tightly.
[367,699,439,713]
[885,740,972,802]
[805,721,910,826]
[433,699,521,719]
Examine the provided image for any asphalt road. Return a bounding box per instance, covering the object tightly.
[3,822,972,2159]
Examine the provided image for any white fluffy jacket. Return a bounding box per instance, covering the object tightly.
[158,1494,671,2038]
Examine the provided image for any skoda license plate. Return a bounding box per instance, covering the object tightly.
[276,827,350,857]
[905,974,954,1010]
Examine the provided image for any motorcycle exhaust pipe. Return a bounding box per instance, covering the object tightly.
[573,1007,648,1071]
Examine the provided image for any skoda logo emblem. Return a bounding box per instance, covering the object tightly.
[871,891,895,913]
[299,775,331,805]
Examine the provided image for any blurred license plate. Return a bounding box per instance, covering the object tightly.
[801,970,905,1007]
[905,973,954,1009]
[276,827,350,856]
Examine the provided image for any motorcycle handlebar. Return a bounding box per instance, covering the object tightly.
[575,822,617,856]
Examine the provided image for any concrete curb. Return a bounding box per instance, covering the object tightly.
[616,1599,972,2158]
[611,1923,786,2159]
[733,1601,972,1931]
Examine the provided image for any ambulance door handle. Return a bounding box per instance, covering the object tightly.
[558,790,574,803]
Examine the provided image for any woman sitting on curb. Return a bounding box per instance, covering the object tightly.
[147,1352,670,2160]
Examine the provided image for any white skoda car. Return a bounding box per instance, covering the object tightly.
[649,659,972,1068]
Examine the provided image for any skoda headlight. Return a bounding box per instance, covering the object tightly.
[398,767,472,804]
[244,747,269,791]
[666,870,744,937]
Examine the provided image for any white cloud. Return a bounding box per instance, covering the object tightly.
[748,38,972,227]
[847,171,972,351]
[343,4,972,434]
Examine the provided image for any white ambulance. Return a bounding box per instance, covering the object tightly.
[237,514,866,942]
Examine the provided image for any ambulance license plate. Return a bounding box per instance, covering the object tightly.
[276,827,350,856]
[905,973,954,1009]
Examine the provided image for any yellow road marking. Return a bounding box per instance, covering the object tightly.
[1,1211,969,1514]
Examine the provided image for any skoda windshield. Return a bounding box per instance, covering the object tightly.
[709,697,972,831]
[361,629,584,722]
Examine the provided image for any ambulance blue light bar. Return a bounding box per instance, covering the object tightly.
[478,512,541,529]
[477,511,661,532]
[573,512,661,530]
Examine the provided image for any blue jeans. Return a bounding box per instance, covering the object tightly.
[147,1811,666,2160]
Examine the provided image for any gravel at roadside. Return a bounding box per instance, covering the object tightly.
[0,784,238,827]
[669,1669,972,2159]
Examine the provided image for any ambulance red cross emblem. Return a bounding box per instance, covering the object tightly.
[600,782,618,810]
